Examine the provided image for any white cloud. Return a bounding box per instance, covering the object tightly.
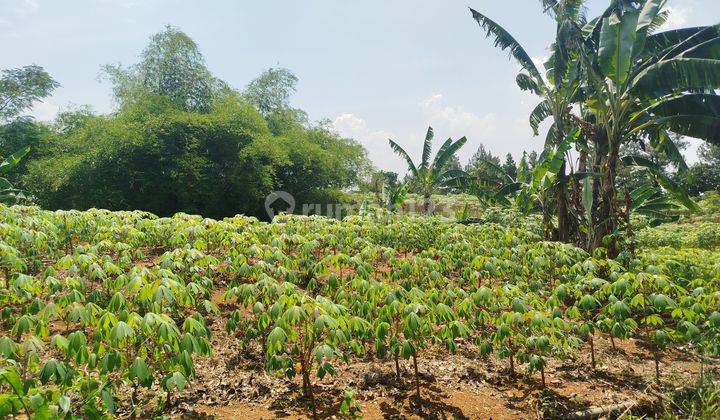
[663,6,690,30]
[29,100,59,122]
[333,93,543,173]
[419,93,496,135]
[418,93,500,164]
[333,113,401,172]
[333,113,367,134]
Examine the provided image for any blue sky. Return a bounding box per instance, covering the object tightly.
[2,0,718,172]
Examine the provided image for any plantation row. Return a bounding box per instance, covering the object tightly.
[1,205,719,418]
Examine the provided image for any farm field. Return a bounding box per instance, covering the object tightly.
[2,202,719,419]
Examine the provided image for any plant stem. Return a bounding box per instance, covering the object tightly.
[394,351,400,383]
[589,334,596,369]
[412,353,420,400]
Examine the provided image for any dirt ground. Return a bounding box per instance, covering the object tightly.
[108,249,714,419]
[167,302,715,420]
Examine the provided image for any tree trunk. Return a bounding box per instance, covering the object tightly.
[423,193,432,215]
[394,351,401,383]
[303,368,317,418]
[542,202,552,240]
[412,353,421,400]
[592,138,620,257]
[557,160,571,243]
[624,186,635,256]
[654,351,661,387]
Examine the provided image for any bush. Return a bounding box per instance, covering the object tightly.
[18,96,367,220]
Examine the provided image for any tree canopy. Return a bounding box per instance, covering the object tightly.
[2,28,370,220]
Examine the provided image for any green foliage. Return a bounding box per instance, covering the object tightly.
[1,200,719,417]
[389,126,468,213]
[244,67,300,118]
[1,28,369,220]
[0,146,31,204]
[102,25,219,113]
[0,66,59,123]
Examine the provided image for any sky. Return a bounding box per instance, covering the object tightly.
[2,0,718,173]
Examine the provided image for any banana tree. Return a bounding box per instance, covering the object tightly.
[470,2,586,242]
[388,126,467,214]
[0,146,30,204]
[577,0,720,253]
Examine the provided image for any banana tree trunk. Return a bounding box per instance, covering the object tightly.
[556,160,570,243]
[423,192,432,215]
[574,149,588,247]
[592,139,620,257]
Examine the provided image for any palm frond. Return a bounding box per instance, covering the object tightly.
[621,154,699,211]
[631,58,720,96]
[433,137,467,176]
[420,126,434,171]
[517,73,541,95]
[469,7,545,87]
[647,93,720,144]
[530,100,553,136]
[388,139,419,178]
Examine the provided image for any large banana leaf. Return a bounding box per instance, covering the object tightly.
[621,155,699,211]
[629,184,658,211]
[420,127,434,171]
[598,11,639,86]
[646,26,720,56]
[0,146,31,175]
[660,24,720,60]
[631,58,720,94]
[469,8,545,86]
[516,73,541,94]
[0,177,13,190]
[388,139,419,178]
[478,157,514,184]
[649,129,689,172]
[680,36,720,60]
[530,100,552,136]
[431,137,468,179]
[633,0,663,57]
[648,93,720,144]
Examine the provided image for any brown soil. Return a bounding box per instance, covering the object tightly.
[165,300,716,420]
[52,246,712,420]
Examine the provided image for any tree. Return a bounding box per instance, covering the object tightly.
[389,127,467,214]
[527,150,539,168]
[576,0,720,253]
[618,134,688,193]
[681,143,720,195]
[471,0,720,254]
[502,153,517,180]
[699,143,720,166]
[0,146,31,204]
[102,25,219,112]
[53,105,95,135]
[471,2,585,242]
[517,152,531,183]
[0,65,59,122]
[465,144,499,175]
[245,67,299,118]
